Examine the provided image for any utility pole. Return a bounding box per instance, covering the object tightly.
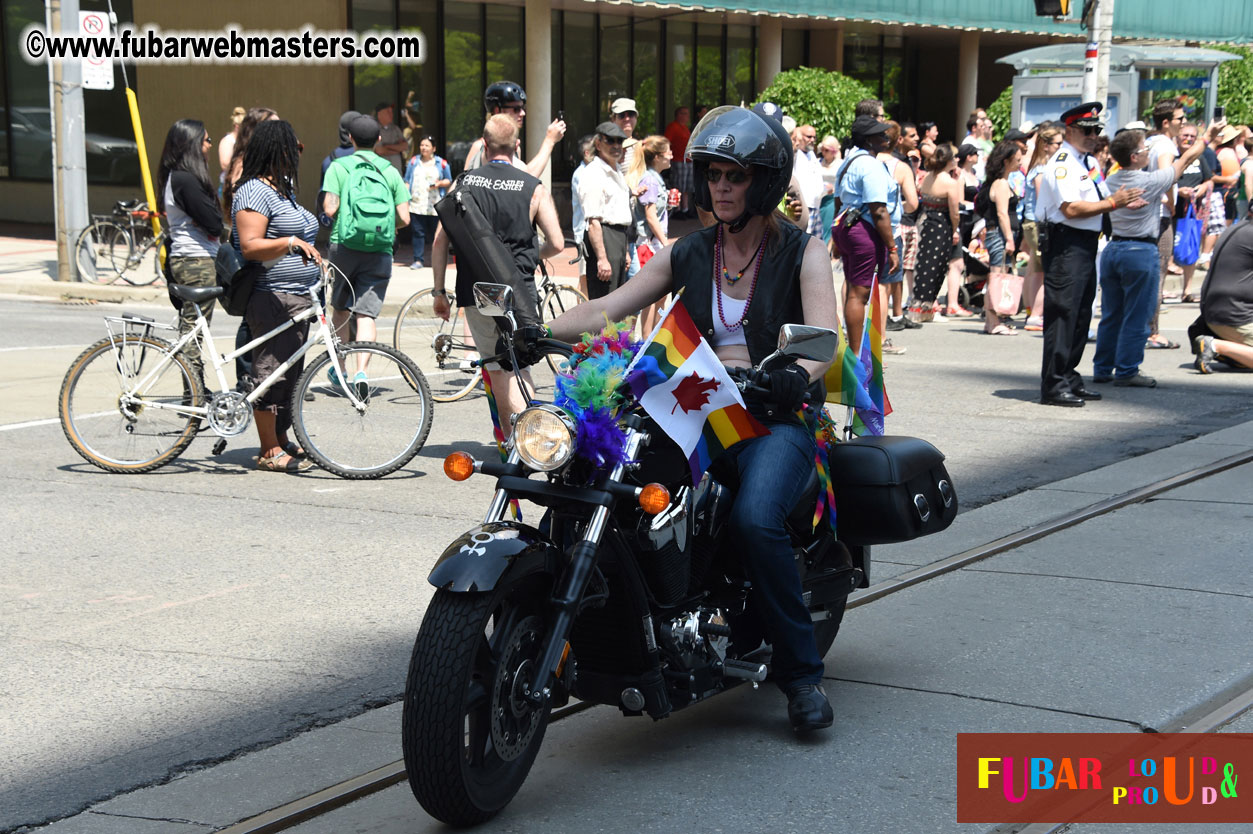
[48,0,90,282]
[1081,0,1115,109]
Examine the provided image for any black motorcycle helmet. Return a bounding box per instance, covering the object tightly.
[687,105,793,231]
[484,80,526,113]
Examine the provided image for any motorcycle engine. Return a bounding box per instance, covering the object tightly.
[663,609,730,670]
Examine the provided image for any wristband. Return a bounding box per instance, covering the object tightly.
[1107,198,1116,212]
[544,325,554,338]
[432,289,449,297]
[287,235,297,254]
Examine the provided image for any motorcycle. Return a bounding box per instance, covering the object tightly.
[401,284,957,826]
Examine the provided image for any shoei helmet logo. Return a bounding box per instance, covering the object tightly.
[704,134,734,150]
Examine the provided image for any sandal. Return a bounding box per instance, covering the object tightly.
[945,305,975,318]
[1181,294,1198,304]
[257,452,312,473]
[1145,336,1180,350]
[984,323,1019,336]
[282,441,307,460]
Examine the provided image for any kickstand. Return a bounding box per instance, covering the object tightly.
[211,439,227,456]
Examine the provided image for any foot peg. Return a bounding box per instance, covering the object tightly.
[723,658,768,684]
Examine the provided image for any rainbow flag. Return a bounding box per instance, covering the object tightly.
[824,269,891,436]
[625,297,768,485]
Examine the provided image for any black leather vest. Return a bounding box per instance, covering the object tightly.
[670,221,826,404]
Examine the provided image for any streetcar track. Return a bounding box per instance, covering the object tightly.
[214,449,1253,834]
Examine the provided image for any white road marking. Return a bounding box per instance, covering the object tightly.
[0,344,82,352]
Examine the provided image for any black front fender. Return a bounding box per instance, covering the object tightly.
[427,521,562,593]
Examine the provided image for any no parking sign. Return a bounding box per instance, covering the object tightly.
[79,11,114,90]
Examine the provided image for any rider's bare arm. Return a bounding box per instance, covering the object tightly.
[548,246,673,340]
[796,235,840,382]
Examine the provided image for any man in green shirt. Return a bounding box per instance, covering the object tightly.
[322,114,410,350]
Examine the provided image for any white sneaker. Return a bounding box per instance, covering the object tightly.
[1197,252,1212,265]
[932,310,948,322]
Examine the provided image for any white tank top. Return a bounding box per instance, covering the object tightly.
[710,286,748,348]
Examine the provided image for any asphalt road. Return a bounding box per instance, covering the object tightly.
[1,294,1250,832]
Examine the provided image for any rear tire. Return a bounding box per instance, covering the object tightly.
[59,335,202,473]
[402,582,551,826]
[291,341,432,479]
[74,221,127,285]
[393,288,483,402]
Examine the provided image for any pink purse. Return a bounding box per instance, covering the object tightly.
[985,270,1024,316]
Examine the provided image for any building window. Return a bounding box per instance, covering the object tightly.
[442,1,483,172]
[666,20,694,121]
[560,10,596,180]
[725,24,755,108]
[399,0,439,148]
[695,23,721,112]
[781,28,807,71]
[3,0,138,184]
[351,0,398,129]
[599,13,630,121]
[633,19,661,135]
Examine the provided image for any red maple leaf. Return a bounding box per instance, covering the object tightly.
[671,371,721,414]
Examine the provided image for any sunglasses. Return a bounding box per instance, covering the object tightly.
[703,168,750,184]
[502,104,525,113]
[599,136,624,145]
[203,135,212,144]
[297,141,305,154]
[1079,126,1101,136]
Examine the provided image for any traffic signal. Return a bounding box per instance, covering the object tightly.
[1034,0,1069,15]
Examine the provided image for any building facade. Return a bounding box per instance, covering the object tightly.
[1,0,1248,223]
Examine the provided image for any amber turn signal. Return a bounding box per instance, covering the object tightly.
[444,452,476,481]
[638,483,671,515]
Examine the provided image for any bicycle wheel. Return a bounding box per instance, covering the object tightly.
[74,221,127,285]
[59,335,203,473]
[119,235,164,287]
[538,284,586,374]
[393,288,483,402]
[292,341,433,479]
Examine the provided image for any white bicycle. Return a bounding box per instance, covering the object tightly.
[59,263,433,479]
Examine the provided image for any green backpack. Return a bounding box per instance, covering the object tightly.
[334,155,396,253]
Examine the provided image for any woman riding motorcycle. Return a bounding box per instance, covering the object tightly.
[546,105,841,732]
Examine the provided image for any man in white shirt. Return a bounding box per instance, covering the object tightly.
[792,124,825,236]
[1035,102,1146,407]
[577,121,633,299]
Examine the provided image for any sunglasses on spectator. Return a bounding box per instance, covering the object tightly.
[297,142,305,154]
[703,168,750,184]
[502,104,525,113]
[203,135,212,145]
[599,135,624,145]
[1079,126,1101,136]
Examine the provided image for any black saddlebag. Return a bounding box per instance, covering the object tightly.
[828,435,957,545]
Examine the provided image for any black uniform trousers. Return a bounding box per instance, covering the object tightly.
[1040,224,1100,399]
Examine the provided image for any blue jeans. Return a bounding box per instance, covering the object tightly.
[721,420,823,690]
[411,214,438,266]
[1094,240,1158,380]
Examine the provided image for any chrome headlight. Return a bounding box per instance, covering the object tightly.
[512,405,577,471]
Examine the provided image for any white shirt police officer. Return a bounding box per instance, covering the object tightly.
[1034,102,1145,408]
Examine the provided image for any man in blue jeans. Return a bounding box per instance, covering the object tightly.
[1096,121,1219,387]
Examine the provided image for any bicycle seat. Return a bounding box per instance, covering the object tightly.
[169,283,225,303]
[115,199,144,213]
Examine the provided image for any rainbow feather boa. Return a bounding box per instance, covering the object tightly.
[553,317,641,473]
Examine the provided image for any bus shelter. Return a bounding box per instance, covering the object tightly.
[998,44,1238,130]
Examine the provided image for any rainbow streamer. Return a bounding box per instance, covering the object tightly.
[824,262,891,436]
[811,406,840,534]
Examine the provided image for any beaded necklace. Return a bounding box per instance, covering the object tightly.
[714,223,769,332]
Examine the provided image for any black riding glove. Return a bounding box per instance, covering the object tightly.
[764,364,811,414]
[509,324,547,369]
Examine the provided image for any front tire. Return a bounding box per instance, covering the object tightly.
[292,341,433,479]
[402,584,551,826]
[392,288,483,402]
[59,335,203,472]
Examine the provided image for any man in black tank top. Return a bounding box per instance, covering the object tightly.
[431,115,564,429]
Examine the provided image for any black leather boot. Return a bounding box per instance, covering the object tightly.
[786,684,833,732]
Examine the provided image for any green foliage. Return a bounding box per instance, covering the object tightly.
[1213,45,1253,126]
[987,85,1013,139]
[756,67,876,141]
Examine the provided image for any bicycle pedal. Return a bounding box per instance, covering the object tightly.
[211,439,227,456]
